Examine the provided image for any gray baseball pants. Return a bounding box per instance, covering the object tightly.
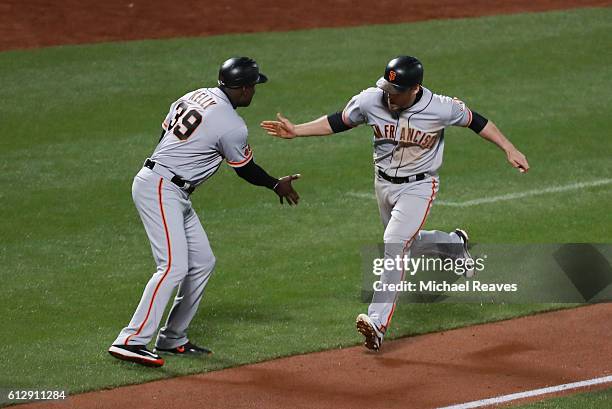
[368,173,463,332]
[113,167,216,349]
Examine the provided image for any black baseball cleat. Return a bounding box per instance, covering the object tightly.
[108,344,164,367]
[454,228,475,278]
[154,341,212,356]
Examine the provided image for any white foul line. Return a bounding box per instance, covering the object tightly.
[436,375,612,409]
[347,178,612,207]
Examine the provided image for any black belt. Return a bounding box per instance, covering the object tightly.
[378,169,426,184]
[144,159,195,194]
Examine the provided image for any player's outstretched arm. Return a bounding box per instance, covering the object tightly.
[260,113,334,139]
[478,121,530,173]
[234,160,301,205]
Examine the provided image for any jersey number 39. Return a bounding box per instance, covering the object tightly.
[167,102,202,141]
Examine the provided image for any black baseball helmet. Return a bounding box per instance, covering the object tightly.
[376,56,423,94]
[218,57,268,88]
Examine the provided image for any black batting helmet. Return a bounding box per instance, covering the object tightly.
[218,57,268,88]
[376,56,423,94]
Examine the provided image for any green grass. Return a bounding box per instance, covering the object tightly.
[1,7,611,396]
[512,387,612,408]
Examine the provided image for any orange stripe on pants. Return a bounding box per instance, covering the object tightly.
[382,179,437,331]
[125,178,172,345]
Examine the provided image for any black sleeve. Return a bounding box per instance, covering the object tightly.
[234,159,278,190]
[327,112,352,134]
[469,111,489,134]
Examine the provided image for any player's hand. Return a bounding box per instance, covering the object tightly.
[260,113,297,139]
[506,148,530,173]
[274,174,301,205]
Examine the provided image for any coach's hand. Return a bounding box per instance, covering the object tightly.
[274,174,301,205]
[261,113,297,139]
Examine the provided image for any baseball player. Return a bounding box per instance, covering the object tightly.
[261,56,529,351]
[109,57,300,367]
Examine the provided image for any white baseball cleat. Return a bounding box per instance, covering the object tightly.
[356,314,384,351]
[454,228,475,278]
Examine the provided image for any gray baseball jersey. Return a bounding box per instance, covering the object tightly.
[342,86,472,176]
[112,87,249,351]
[151,87,253,186]
[345,86,474,339]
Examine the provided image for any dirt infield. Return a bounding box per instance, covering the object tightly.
[19,304,611,409]
[1,0,610,52]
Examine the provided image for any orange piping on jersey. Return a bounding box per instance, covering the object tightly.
[125,178,173,346]
[465,109,473,128]
[341,110,356,128]
[226,150,253,167]
[382,178,437,331]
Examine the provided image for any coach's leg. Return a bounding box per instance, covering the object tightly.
[368,177,438,332]
[155,206,216,349]
[113,176,189,346]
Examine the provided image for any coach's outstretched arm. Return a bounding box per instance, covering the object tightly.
[260,113,337,138]
[234,159,301,205]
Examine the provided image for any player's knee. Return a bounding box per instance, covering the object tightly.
[166,260,189,282]
[383,233,408,245]
[383,234,414,259]
[190,254,216,276]
[200,255,216,273]
[152,261,188,287]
